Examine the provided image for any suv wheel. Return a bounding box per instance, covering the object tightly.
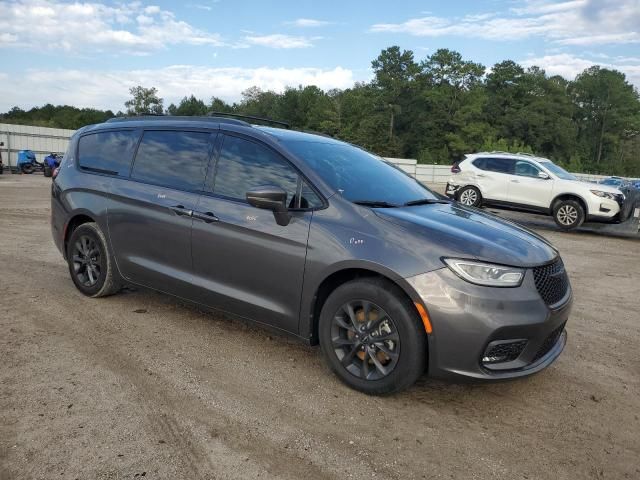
[552,199,585,230]
[43,166,53,178]
[458,186,482,207]
[318,278,427,395]
[66,222,120,297]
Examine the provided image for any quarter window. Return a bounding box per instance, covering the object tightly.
[78,130,139,176]
[213,135,300,206]
[132,130,211,191]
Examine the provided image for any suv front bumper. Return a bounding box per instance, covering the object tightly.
[406,267,571,381]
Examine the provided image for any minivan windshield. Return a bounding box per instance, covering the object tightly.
[538,161,576,181]
[282,140,438,206]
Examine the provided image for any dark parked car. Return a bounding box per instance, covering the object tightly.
[51,116,572,394]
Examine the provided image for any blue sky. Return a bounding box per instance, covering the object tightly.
[0,0,638,111]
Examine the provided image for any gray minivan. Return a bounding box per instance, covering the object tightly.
[51,116,571,394]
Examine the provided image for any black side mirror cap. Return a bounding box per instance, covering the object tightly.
[246,186,291,226]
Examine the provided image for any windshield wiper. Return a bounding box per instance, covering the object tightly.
[352,200,399,208]
[403,198,452,206]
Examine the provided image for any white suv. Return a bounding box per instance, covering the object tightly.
[445,152,625,230]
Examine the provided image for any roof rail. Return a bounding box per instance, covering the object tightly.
[105,115,250,126]
[208,111,290,129]
[516,152,535,156]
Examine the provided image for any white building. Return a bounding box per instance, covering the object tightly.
[0,123,75,170]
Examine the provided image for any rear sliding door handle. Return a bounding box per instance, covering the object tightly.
[192,211,219,223]
[169,205,193,217]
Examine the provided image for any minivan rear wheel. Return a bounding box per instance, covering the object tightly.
[66,222,120,297]
[318,278,426,394]
[457,186,482,207]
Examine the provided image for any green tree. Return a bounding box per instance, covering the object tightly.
[167,95,207,116]
[124,86,164,115]
[570,66,640,172]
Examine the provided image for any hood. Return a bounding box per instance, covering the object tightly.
[374,203,558,268]
[562,179,622,195]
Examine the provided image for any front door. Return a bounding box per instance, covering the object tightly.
[190,133,321,333]
[108,129,215,297]
[507,160,554,209]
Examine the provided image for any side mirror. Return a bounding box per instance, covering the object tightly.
[538,171,550,180]
[246,185,291,226]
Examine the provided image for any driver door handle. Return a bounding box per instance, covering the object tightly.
[510,179,520,183]
[192,210,219,223]
[169,205,193,217]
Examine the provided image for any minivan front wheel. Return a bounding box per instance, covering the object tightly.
[66,222,120,297]
[318,278,426,394]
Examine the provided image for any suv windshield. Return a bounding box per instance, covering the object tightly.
[538,161,576,181]
[282,140,437,205]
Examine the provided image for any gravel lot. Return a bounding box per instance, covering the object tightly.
[1,175,639,480]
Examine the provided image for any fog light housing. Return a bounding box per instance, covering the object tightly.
[482,339,528,365]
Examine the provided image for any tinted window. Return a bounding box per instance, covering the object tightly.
[514,160,540,177]
[132,130,211,191]
[213,135,300,205]
[78,130,139,176]
[482,157,514,174]
[472,158,486,170]
[282,140,438,205]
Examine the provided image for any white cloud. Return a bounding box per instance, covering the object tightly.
[0,0,225,53]
[370,0,640,46]
[286,18,331,27]
[520,53,640,86]
[243,34,316,49]
[0,65,356,111]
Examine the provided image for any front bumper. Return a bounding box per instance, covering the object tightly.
[406,267,571,381]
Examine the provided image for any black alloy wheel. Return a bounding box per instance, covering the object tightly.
[331,300,400,381]
[71,234,103,288]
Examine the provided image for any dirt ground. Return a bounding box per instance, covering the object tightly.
[1,174,639,480]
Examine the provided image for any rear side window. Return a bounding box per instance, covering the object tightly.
[475,157,514,174]
[213,135,299,205]
[132,130,212,191]
[78,130,139,176]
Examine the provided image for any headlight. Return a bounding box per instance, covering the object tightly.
[443,258,524,287]
[590,190,616,200]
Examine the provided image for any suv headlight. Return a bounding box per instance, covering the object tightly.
[590,190,616,200]
[443,259,524,287]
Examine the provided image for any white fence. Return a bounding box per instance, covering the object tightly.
[0,123,74,168]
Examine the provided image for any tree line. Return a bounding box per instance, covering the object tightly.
[2,47,639,176]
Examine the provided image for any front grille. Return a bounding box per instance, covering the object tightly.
[482,340,527,364]
[533,322,565,362]
[533,258,570,306]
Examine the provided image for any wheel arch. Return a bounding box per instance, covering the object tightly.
[550,193,588,216]
[63,211,97,258]
[304,263,425,346]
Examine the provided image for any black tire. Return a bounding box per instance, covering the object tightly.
[552,199,585,230]
[457,186,482,207]
[318,278,427,395]
[21,164,34,174]
[66,222,120,297]
[43,166,53,177]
